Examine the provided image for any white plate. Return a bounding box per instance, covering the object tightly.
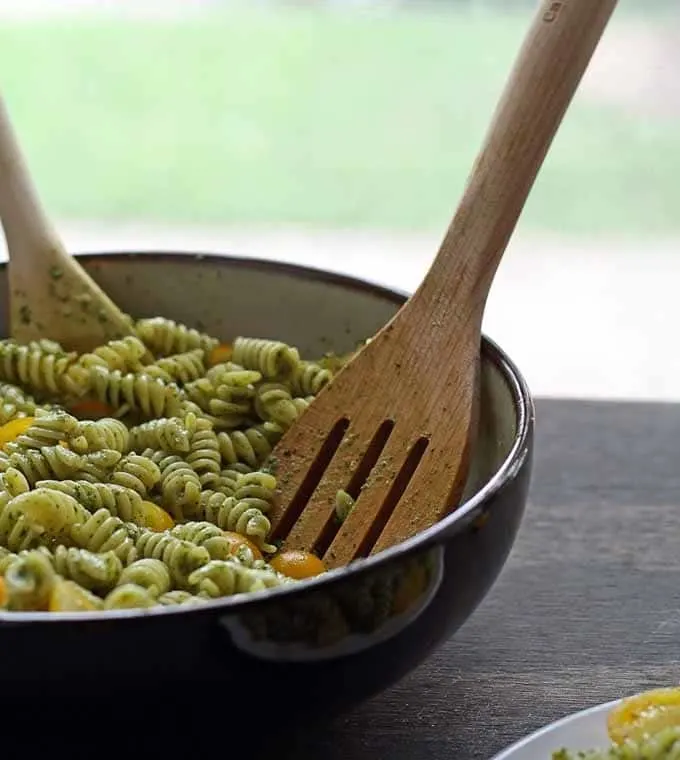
[492,699,622,759]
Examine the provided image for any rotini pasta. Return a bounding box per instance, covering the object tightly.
[553,726,680,759]
[4,550,56,611]
[185,415,221,489]
[0,340,76,396]
[254,383,305,428]
[216,421,283,469]
[36,480,166,530]
[77,418,130,453]
[0,319,355,613]
[193,489,274,552]
[118,558,171,597]
[70,508,137,564]
[50,545,123,593]
[109,453,161,495]
[188,559,290,598]
[7,411,82,452]
[287,360,333,398]
[149,349,206,384]
[132,529,210,589]
[135,317,218,356]
[0,487,42,552]
[128,417,191,454]
[88,366,185,420]
[185,364,259,428]
[171,521,240,561]
[145,448,201,520]
[1,445,86,486]
[77,336,149,374]
[157,589,202,606]
[231,337,299,379]
[103,583,156,610]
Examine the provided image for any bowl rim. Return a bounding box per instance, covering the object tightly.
[0,251,534,623]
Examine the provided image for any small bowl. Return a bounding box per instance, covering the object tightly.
[0,252,534,726]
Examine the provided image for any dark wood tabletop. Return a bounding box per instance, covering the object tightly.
[284,397,680,760]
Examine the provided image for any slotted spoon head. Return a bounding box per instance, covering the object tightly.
[267,0,619,569]
[267,307,481,569]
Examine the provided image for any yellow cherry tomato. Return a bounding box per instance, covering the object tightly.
[270,550,326,580]
[0,417,35,449]
[68,399,115,420]
[220,531,263,562]
[208,343,233,367]
[608,687,680,746]
[140,501,175,532]
[49,579,100,612]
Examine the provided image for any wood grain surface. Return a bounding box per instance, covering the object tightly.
[282,397,680,760]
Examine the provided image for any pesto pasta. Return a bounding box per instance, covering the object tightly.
[0,320,358,613]
[553,726,680,759]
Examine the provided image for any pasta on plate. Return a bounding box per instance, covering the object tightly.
[554,687,680,759]
[0,317,356,613]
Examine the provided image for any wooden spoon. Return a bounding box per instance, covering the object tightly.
[268,0,618,569]
[0,96,136,353]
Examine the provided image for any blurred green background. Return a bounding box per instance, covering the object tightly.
[1,0,678,236]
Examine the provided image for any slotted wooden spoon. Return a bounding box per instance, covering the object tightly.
[268,0,618,569]
[0,96,136,353]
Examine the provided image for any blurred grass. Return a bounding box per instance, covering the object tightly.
[0,5,678,235]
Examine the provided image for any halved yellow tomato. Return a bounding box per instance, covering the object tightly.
[608,687,680,745]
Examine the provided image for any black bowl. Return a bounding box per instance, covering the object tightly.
[0,252,534,731]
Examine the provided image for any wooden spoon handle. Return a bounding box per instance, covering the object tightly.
[421,0,617,315]
[0,95,63,258]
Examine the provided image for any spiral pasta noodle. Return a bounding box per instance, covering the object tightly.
[70,508,137,564]
[231,337,299,379]
[193,490,274,552]
[118,558,171,597]
[135,317,218,356]
[0,318,348,613]
[78,336,149,374]
[232,471,277,514]
[0,487,42,552]
[287,360,333,397]
[157,589,202,606]
[188,559,289,598]
[128,417,191,454]
[103,583,156,609]
[216,421,283,470]
[65,336,150,393]
[0,340,76,396]
[185,364,258,428]
[0,382,38,425]
[145,449,201,520]
[3,550,56,611]
[254,383,305,428]
[171,521,240,561]
[8,411,82,452]
[77,418,130,453]
[50,545,123,593]
[88,366,185,419]
[36,480,165,530]
[149,349,206,384]
[72,449,124,484]
[185,415,221,489]
[132,530,210,589]
[109,453,161,496]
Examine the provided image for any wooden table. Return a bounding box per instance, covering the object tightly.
[285,398,680,760]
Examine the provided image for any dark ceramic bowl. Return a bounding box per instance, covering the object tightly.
[0,252,534,729]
